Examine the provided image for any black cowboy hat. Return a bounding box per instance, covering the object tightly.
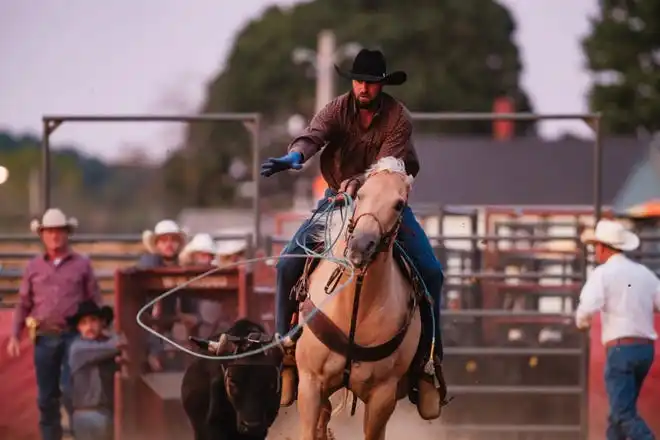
[335,49,407,86]
[67,300,114,328]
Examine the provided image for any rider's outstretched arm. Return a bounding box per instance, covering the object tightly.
[376,110,420,178]
[288,98,340,163]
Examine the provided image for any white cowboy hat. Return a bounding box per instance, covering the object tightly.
[580,219,640,252]
[142,219,188,254]
[179,233,217,265]
[215,227,251,257]
[30,208,78,233]
[0,166,8,185]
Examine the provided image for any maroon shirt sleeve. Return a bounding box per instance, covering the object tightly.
[12,261,35,338]
[288,98,341,162]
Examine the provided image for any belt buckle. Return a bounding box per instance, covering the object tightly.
[25,317,38,342]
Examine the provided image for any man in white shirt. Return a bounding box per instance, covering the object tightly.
[577,219,659,440]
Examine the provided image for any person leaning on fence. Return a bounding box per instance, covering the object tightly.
[67,300,126,440]
[138,219,187,269]
[137,219,192,371]
[215,227,249,265]
[576,219,660,440]
[178,233,217,339]
[5,208,103,440]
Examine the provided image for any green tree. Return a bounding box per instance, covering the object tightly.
[170,0,534,207]
[0,131,162,232]
[582,0,660,134]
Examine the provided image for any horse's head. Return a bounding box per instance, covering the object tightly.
[346,156,413,268]
[201,320,283,436]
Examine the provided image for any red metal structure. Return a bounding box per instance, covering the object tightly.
[113,266,258,440]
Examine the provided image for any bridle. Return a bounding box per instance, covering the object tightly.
[346,210,403,258]
[343,173,409,266]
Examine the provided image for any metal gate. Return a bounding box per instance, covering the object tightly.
[39,113,263,242]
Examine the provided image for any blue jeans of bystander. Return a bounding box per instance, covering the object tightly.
[604,343,655,440]
[34,332,76,440]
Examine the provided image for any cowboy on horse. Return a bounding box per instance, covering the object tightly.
[260,49,447,415]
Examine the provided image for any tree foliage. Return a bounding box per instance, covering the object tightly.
[168,0,534,207]
[0,131,163,232]
[582,0,660,134]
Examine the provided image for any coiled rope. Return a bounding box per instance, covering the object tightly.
[136,193,359,361]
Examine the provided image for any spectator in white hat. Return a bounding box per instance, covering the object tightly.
[7,208,102,440]
[577,218,659,439]
[137,220,189,372]
[179,233,217,266]
[215,227,250,265]
[138,219,187,268]
[178,233,228,339]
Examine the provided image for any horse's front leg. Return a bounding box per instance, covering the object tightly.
[363,380,398,440]
[297,371,324,440]
[315,397,332,440]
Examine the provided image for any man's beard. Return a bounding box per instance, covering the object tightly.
[355,92,381,110]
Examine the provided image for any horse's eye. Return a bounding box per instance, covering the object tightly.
[394,199,405,211]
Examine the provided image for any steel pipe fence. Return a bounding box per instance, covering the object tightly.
[40,113,262,244]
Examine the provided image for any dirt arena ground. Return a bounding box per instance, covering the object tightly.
[268,395,446,440]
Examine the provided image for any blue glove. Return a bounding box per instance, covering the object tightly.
[260,152,303,177]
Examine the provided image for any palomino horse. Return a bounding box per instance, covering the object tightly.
[295,156,435,440]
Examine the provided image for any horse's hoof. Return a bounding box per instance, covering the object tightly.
[416,377,441,420]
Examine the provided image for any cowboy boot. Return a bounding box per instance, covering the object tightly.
[416,373,441,420]
[416,355,448,420]
[277,335,297,407]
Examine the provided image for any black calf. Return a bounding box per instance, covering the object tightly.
[181,319,283,440]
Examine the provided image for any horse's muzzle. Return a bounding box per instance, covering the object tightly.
[347,232,377,267]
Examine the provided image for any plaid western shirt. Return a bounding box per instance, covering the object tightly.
[288,92,420,190]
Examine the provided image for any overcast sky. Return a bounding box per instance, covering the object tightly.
[0,0,598,163]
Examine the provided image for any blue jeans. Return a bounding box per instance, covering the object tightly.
[275,189,444,357]
[604,343,655,440]
[72,410,113,440]
[34,332,75,440]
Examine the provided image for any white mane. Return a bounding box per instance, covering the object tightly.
[309,203,355,251]
[365,156,414,187]
[310,157,413,247]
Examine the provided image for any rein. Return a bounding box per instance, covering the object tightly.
[332,186,407,415]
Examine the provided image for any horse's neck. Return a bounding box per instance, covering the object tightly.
[326,241,397,321]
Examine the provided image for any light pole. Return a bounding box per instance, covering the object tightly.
[292,30,362,113]
[290,31,360,207]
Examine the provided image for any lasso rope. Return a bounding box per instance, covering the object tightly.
[136,194,358,361]
[136,192,437,365]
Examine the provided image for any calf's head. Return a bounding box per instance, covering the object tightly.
[213,331,283,436]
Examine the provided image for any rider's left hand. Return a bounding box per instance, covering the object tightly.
[339,176,364,198]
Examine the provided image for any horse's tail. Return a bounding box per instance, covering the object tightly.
[331,388,355,417]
